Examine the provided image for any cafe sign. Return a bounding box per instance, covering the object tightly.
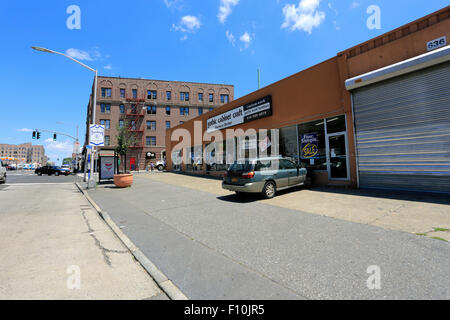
[207,96,272,133]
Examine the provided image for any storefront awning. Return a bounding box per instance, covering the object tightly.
[345,45,450,90]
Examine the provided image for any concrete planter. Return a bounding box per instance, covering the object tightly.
[114,174,133,188]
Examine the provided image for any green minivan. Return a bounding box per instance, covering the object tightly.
[222,157,309,199]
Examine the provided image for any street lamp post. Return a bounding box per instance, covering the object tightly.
[32,46,98,188]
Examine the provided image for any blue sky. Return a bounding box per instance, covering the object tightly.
[1,0,447,165]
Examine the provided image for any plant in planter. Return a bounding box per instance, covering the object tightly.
[114,120,137,188]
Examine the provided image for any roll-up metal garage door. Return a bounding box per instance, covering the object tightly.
[352,61,450,193]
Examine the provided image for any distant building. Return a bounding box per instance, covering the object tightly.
[0,143,47,166]
[83,76,234,171]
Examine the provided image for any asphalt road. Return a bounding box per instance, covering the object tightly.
[87,175,450,300]
[1,171,77,186]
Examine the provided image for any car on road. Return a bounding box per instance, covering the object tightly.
[0,160,6,184]
[222,157,310,199]
[155,160,166,171]
[35,166,70,176]
[61,165,72,175]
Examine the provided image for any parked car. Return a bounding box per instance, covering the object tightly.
[0,160,6,184]
[35,166,70,176]
[6,165,16,171]
[61,165,72,174]
[155,160,166,171]
[222,157,310,199]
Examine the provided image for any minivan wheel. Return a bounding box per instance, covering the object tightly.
[262,181,276,199]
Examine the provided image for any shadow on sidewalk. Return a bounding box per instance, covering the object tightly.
[310,186,450,206]
[217,184,450,206]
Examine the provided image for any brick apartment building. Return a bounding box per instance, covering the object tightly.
[0,143,47,166]
[84,76,234,171]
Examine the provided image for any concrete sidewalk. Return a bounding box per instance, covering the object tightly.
[85,175,450,299]
[141,172,450,241]
[0,182,167,300]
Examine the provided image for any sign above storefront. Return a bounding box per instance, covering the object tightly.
[207,96,272,133]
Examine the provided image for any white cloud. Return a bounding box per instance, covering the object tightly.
[172,15,201,40]
[16,128,33,132]
[45,139,73,153]
[163,0,183,10]
[226,30,236,46]
[218,0,240,24]
[65,48,94,61]
[172,15,201,33]
[281,0,326,34]
[239,32,253,50]
[328,2,338,15]
[350,1,360,9]
[104,64,112,70]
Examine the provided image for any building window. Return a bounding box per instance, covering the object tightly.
[120,88,126,98]
[105,136,110,146]
[209,93,214,102]
[119,104,125,114]
[198,107,203,115]
[166,106,171,115]
[220,94,229,104]
[147,90,157,100]
[101,88,111,97]
[146,136,156,146]
[132,89,137,98]
[131,120,136,130]
[100,103,111,113]
[147,121,156,131]
[180,121,184,125]
[147,105,157,115]
[180,92,189,102]
[166,91,172,101]
[198,93,203,102]
[180,107,189,116]
[209,107,214,112]
[100,120,110,130]
[119,120,124,128]
[166,121,171,129]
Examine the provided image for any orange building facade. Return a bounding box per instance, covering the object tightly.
[166,7,450,192]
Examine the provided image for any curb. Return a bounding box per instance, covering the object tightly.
[75,182,188,300]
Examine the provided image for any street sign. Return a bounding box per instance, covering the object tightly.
[73,141,80,154]
[89,124,105,146]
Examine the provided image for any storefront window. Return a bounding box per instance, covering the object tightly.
[280,125,298,163]
[326,115,346,134]
[298,120,327,170]
[186,145,203,171]
[216,141,227,171]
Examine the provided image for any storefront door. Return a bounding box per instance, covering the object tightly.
[327,133,349,179]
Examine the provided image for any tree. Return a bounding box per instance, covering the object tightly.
[62,157,72,165]
[115,120,137,174]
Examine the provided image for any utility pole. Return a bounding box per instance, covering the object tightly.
[258,68,261,89]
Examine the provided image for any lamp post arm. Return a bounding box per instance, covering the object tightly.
[52,51,96,72]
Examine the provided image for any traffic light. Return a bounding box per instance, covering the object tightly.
[53,133,57,141]
[32,131,36,139]
[36,131,41,140]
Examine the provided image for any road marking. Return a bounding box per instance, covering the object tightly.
[5,183,75,186]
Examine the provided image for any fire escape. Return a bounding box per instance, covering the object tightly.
[124,97,145,150]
